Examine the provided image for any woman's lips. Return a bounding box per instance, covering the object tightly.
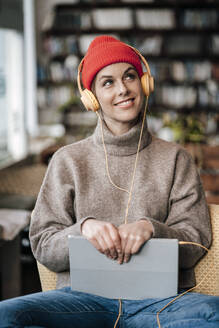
[114,98,135,108]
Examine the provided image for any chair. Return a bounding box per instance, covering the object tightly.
[37,204,219,296]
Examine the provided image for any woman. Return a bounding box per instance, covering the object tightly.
[0,35,218,328]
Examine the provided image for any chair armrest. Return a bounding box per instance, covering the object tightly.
[37,261,57,291]
[194,204,219,295]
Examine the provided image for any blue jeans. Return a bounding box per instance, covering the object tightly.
[0,287,218,328]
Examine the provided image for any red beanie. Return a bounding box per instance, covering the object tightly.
[81,35,144,91]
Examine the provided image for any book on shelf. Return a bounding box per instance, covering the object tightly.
[182,10,218,29]
[136,9,175,29]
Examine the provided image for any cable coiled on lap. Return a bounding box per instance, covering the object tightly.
[113,241,212,328]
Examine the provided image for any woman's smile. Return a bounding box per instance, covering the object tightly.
[114,97,135,108]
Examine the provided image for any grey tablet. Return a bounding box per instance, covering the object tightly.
[68,236,178,299]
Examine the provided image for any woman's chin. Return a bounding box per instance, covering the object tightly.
[117,111,141,124]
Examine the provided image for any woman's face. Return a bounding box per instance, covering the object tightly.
[93,62,144,135]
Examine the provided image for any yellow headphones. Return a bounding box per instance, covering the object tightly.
[77,45,154,112]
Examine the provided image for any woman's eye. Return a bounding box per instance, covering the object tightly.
[103,79,113,87]
[125,73,136,81]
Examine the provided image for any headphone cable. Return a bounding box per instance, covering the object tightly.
[95,103,213,328]
[156,241,212,328]
[96,96,149,225]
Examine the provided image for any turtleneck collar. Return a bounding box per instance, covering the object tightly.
[92,117,152,156]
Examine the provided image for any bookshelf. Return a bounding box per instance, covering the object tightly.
[37,1,219,141]
[35,0,219,203]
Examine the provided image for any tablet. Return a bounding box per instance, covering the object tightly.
[68,236,178,299]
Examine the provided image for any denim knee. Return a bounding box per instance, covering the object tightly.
[0,298,23,327]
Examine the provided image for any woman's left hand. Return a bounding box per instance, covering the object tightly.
[118,220,154,264]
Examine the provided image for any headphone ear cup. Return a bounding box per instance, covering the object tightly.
[80,89,100,112]
[141,73,150,97]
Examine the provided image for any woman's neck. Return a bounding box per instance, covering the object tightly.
[93,114,152,157]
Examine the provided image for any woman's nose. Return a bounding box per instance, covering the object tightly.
[117,80,129,96]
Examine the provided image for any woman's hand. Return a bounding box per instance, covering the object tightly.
[118,220,154,264]
[81,219,123,261]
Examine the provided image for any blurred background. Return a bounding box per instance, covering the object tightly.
[0,0,218,300]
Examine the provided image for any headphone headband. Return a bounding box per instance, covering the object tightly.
[128,45,152,76]
[77,60,84,95]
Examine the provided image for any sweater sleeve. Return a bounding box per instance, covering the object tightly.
[29,149,88,272]
[149,148,212,269]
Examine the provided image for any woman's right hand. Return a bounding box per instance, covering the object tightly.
[81,219,122,261]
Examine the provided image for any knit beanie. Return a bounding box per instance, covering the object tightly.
[81,35,144,91]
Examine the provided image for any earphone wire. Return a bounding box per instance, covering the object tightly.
[113,299,122,328]
[96,96,148,225]
[95,97,213,328]
[124,96,148,224]
[156,241,213,328]
[96,111,129,194]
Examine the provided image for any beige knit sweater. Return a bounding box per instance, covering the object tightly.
[30,119,211,290]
